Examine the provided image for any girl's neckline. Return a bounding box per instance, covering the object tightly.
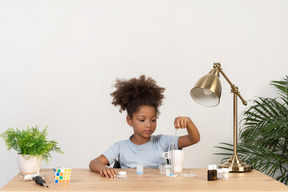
[129,134,152,146]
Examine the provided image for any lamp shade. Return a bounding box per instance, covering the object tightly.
[190,71,222,107]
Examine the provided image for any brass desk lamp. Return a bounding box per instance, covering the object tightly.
[190,63,252,172]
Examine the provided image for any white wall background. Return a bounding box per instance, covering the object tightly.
[0,0,287,188]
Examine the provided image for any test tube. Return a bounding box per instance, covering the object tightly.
[169,143,176,175]
[170,143,176,150]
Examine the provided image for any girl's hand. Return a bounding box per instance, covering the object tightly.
[175,116,200,149]
[89,156,117,178]
[99,167,117,178]
[174,116,192,129]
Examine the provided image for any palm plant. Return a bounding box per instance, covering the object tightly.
[215,76,288,185]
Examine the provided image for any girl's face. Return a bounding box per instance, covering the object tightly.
[127,105,157,142]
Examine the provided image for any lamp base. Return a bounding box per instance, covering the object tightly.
[219,155,252,172]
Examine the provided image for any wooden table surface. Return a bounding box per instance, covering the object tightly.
[1,168,287,192]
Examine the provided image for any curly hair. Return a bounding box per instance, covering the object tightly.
[111,75,165,118]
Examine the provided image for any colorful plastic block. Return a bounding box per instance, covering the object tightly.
[53,168,72,184]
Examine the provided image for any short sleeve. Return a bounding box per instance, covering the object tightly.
[102,142,120,166]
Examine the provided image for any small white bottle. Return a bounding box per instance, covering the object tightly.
[223,168,230,180]
[217,169,223,180]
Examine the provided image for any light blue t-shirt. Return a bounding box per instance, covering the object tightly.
[102,134,179,169]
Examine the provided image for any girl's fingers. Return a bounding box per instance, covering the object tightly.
[175,117,191,129]
[174,117,181,128]
[100,169,116,178]
[100,170,108,177]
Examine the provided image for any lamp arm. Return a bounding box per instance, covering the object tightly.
[214,63,247,106]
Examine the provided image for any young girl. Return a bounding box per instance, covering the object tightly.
[89,75,200,178]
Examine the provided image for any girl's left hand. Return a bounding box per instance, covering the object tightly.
[174,117,192,129]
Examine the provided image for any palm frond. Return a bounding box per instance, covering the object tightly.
[271,75,288,100]
[215,76,288,185]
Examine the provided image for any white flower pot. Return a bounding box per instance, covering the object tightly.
[17,154,42,174]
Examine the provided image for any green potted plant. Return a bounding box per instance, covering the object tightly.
[0,125,63,174]
[215,76,288,185]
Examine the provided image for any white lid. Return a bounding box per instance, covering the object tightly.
[217,169,223,172]
[118,171,127,176]
[208,165,213,170]
[212,165,217,169]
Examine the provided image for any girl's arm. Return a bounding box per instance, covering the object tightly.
[174,116,200,149]
[89,155,117,178]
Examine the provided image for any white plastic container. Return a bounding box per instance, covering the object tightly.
[217,169,223,179]
[223,168,230,180]
[136,164,143,175]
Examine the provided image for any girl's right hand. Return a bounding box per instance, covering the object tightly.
[89,155,117,178]
[100,167,117,178]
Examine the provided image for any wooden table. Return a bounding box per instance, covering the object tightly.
[1,168,287,192]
